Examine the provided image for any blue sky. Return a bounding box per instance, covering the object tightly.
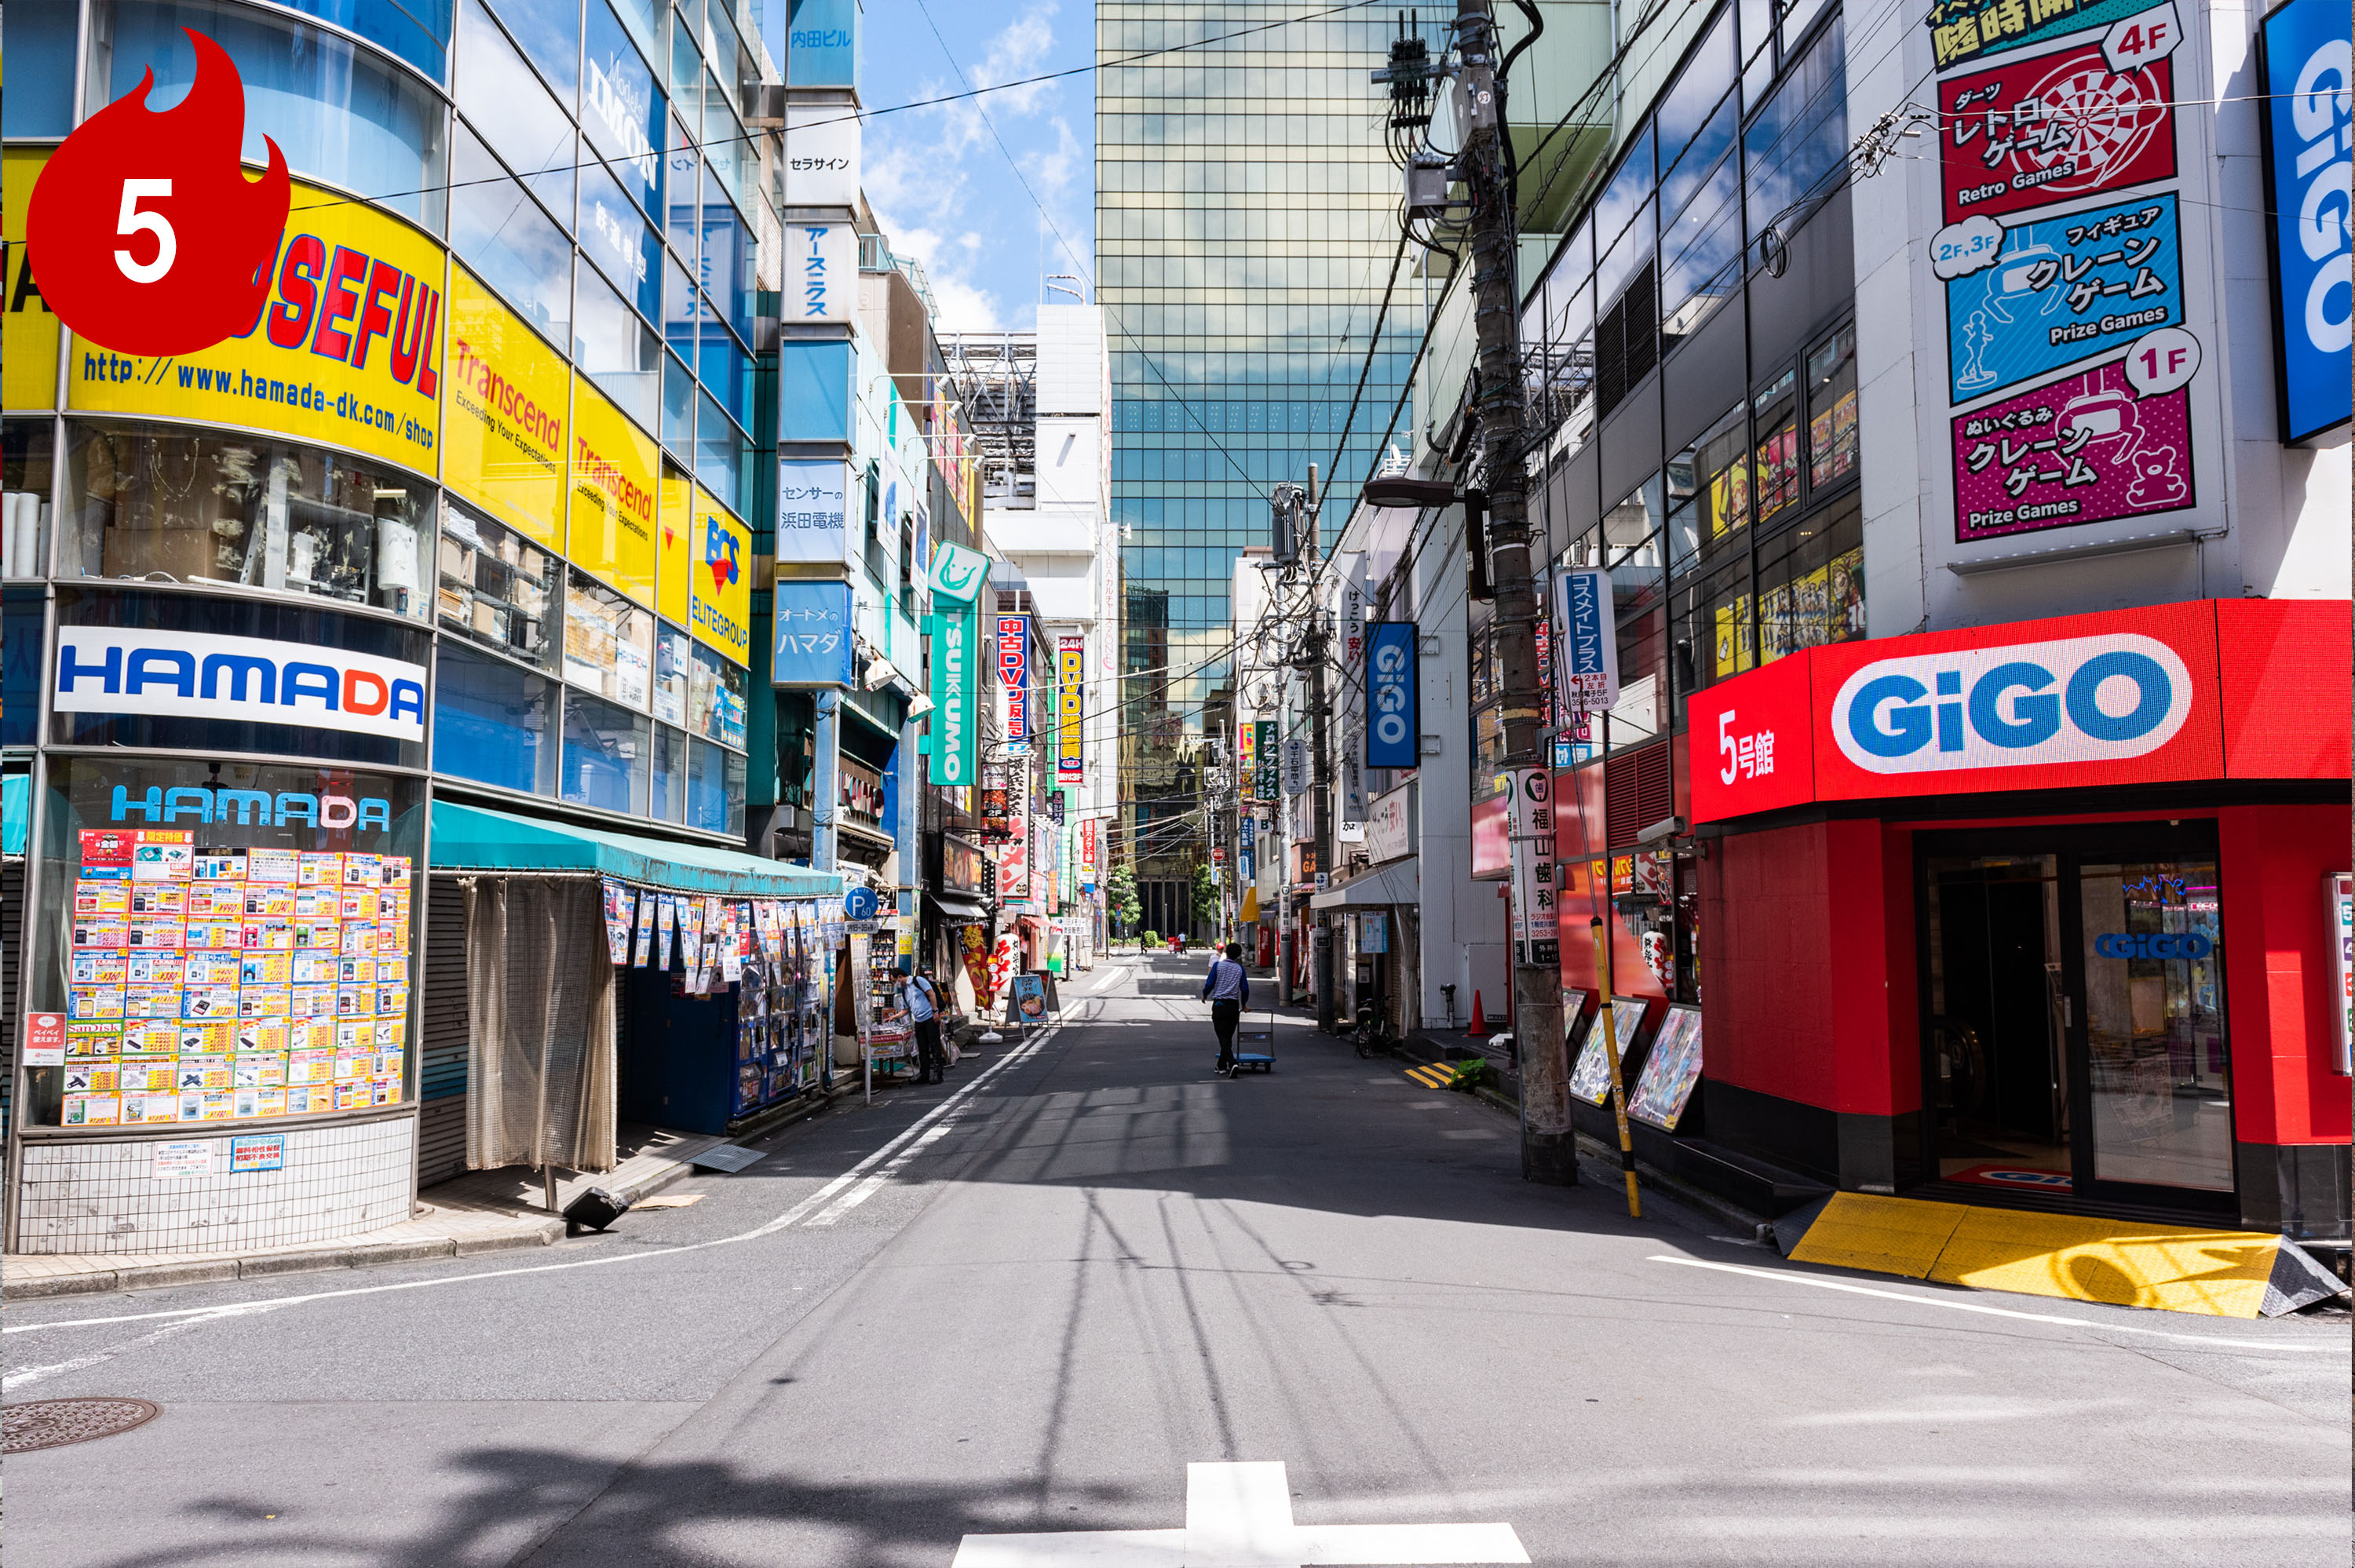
[857,0,1098,330]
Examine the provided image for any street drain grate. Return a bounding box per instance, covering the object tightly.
[4,1397,161,1454]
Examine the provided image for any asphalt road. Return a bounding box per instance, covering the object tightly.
[7,952,2347,1566]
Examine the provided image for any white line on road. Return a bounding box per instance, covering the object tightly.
[1649,1255,2343,1351]
[5,1021,1069,1340]
[1089,965,1126,994]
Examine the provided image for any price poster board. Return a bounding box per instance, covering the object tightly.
[1627,1005,1704,1132]
[1568,997,1648,1107]
[60,826,411,1129]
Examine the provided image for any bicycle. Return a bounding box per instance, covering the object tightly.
[1349,1002,1391,1060]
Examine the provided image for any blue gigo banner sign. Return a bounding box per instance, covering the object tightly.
[2260,0,2353,444]
[1364,622,1419,768]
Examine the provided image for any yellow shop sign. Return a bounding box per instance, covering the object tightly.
[443,265,568,549]
[570,382,658,607]
[3,149,61,410]
[688,483,751,665]
[67,178,444,474]
[657,463,693,629]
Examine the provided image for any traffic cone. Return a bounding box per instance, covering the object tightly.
[1466,990,1488,1035]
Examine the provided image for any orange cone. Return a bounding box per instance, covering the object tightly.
[1466,990,1488,1035]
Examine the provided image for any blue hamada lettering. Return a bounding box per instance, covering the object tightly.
[111,784,392,830]
[58,639,425,728]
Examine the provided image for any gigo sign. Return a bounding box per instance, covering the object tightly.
[54,627,427,743]
[2094,930,2214,960]
[1831,634,2192,775]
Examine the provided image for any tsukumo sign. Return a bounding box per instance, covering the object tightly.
[1688,600,2350,823]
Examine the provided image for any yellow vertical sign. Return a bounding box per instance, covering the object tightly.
[569,383,659,607]
[688,484,752,665]
[3,149,60,410]
[1057,634,1084,783]
[656,464,692,628]
[442,266,568,549]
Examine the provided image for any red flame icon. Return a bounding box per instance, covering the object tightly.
[25,29,290,356]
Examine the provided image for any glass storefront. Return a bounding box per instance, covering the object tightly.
[1919,825,2236,1209]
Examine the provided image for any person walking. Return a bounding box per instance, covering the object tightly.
[1201,942,1251,1074]
[903,968,945,1084]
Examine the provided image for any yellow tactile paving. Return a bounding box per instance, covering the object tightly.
[1786,1192,1970,1280]
[1928,1207,2279,1318]
[1404,1063,1454,1088]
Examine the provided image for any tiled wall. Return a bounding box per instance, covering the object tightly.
[15,1114,416,1255]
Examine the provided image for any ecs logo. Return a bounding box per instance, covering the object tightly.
[26,29,290,356]
[703,516,740,593]
[1831,633,2192,774]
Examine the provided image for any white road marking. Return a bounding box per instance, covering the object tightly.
[1089,966,1126,994]
[4,1315,212,1392]
[1650,1255,2343,1352]
[951,1461,1529,1566]
[803,1114,966,1226]
[5,1021,1068,1341]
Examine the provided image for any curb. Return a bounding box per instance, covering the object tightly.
[4,1218,567,1300]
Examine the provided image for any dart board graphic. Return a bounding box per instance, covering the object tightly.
[1941,43,2178,222]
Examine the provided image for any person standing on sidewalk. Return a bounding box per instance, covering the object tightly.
[1202,942,1251,1074]
[904,968,945,1084]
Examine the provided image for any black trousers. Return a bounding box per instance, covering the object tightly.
[915,1018,945,1081]
[1211,1000,1241,1066]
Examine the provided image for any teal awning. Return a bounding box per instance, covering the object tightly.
[2,774,27,858]
[429,800,845,899]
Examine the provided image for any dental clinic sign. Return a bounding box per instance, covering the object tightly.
[54,627,428,743]
[1687,600,2355,823]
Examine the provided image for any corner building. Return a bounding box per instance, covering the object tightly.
[0,0,829,1252]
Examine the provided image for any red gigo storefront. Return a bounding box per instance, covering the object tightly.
[1595,599,2348,1242]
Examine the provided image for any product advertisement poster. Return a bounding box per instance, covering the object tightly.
[1941,194,2182,400]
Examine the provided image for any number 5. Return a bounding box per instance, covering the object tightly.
[115,179,175,284]
[1718,709,1738,785]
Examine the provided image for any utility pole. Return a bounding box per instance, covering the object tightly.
[1457,0,1571,1183]
[1303,465,1337,1033]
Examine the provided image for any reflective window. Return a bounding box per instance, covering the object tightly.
[685,737,743,835]
[434,641,556,793]
[652,622,691,725]
[694,392,741,509]
[4,419,56,583]
[583,0,665,216]
[438,499,559,668]
[575,267,663,431]
[1752,366,1801,526]
[92,0,448,229]
[487,0,580,103]
[582,157,664,320]
[458,0,576,232]
[5,0,78,136]
[1656,8,1736,175]
[1592,127,1655,253]
[1755,497,1863,664]
[686,640,745,748]
[448,126,574,345]
[650,720,688,819]
[562,689,649,813]
[1745,13,1846,242]
[1806,324,1859,489]
[697,327,750,426]
[64,421,433,618]
[662,352,697,451]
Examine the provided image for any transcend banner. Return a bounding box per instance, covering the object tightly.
[570,379,659,607]
[65,173,444,476]
[998,614,1031,757]
[443,264,568,550]
[53,626,428,743]
[1057,635,1085,783]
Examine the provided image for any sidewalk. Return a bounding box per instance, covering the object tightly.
[5,1122,728,1302]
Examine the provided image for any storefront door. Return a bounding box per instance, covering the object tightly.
[1918,823,2233,1214]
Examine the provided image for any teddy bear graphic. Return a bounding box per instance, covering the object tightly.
[2125,444,2186,507]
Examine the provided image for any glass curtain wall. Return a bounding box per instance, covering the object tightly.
[1097,4,1425,878]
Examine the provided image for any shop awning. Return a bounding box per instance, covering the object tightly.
[934,890,989,921]
[429,800,845,899]
[2,774,26,858]
[1310,856,1418,909]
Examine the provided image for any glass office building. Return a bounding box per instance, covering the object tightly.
[1096,2,1422,885]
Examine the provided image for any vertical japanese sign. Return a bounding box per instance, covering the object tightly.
[2330,871,2353,1075]
[1237,719,1258,796]
[1254,720,1278,800]
[1056,635,1085,783]
[1554,571,1620,711]
[792,222,857,323]
[779,458,852,563]
[1080,818,1097,887]
[771,580,854,687]
[928,606,977,785]
[1364,622,1420,768]
[998,614,1031,756]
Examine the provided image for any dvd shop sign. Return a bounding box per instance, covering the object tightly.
[54,627,427,743]
[1832,633,2192,775]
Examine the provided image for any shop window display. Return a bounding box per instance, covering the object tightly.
[439,501,559,669]
[652,624,692,725]
[434,641,557,794]
[1757,499,1864,665]
[1696,404,1749,544]
[65,422,433,620]
[31,756,422,1129]
[686,739,744,836]
[687,640,746,749]
[4,419,56,582]
[1751,367,1801,527]
[562,690,649,814]
[564,569,654,707]
[1806,325,1860,488]
[650,722,688,821]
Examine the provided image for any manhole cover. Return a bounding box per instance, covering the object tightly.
[4,1397,161,1454]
